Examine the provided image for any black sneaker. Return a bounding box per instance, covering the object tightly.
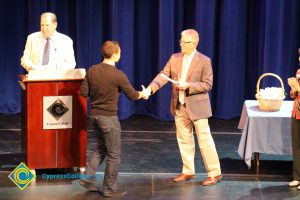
[102,190,127,197]
[79,179,99,192]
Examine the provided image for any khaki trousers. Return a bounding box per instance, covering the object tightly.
[175,105,221,177]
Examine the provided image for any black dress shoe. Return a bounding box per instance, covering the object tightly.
[102,190,127,197]
[79,179,99,191]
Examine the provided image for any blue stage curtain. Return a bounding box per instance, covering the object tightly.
[0,0,299,119]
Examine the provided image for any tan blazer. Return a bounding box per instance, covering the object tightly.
[149,51,213,120]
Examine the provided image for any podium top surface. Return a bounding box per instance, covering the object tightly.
[19,68,86,82]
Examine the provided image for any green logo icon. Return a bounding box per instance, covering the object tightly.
[8,162,36,190]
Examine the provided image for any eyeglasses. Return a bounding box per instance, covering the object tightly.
[180,40,193,44]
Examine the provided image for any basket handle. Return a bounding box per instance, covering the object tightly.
[256,73,285,97]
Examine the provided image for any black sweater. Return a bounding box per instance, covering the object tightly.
[80,63,139,116]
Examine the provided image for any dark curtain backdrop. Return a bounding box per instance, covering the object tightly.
[0,0,299,120]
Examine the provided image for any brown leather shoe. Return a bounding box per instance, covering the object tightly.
[201,174,222,186]
[173,173,195,183]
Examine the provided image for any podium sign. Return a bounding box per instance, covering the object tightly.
[19,69,87,170]
[43,96,73,129]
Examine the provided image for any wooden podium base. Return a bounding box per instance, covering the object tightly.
[20,75,87,170]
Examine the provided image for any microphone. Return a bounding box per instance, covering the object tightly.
[54,47,57,70]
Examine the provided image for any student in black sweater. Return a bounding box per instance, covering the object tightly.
[80,40,148,197]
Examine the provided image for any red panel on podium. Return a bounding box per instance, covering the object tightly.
[20,75,87,170]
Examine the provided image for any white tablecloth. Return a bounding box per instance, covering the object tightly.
[237,100,293,168]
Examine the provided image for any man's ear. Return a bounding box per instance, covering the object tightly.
[54,22,58,29]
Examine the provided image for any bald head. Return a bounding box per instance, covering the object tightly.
[41,12,57,23]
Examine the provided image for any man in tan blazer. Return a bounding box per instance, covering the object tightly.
[146,29,222,186]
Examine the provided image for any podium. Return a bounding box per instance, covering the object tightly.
[19,69,87,170]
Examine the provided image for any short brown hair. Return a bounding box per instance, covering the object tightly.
[101,41,120,59]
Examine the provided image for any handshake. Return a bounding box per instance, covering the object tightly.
[138,73,191,100]
[139,85,152,100]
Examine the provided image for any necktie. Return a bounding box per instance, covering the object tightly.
[179,56,191,105]
[42,38,50,65]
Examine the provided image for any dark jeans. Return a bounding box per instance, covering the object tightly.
[86,115,121,192]
[292,117,300,180]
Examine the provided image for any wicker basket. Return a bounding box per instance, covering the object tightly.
[255,73,285,112]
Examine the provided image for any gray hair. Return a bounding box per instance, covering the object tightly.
[181,29,199,45]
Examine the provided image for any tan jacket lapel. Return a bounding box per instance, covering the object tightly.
[176,53,184,80]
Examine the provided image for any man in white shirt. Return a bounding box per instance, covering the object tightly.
[20,12,76,71]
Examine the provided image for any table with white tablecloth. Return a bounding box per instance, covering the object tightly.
[237,100,293,173]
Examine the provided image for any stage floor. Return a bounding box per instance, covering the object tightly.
[0,114,298,199]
